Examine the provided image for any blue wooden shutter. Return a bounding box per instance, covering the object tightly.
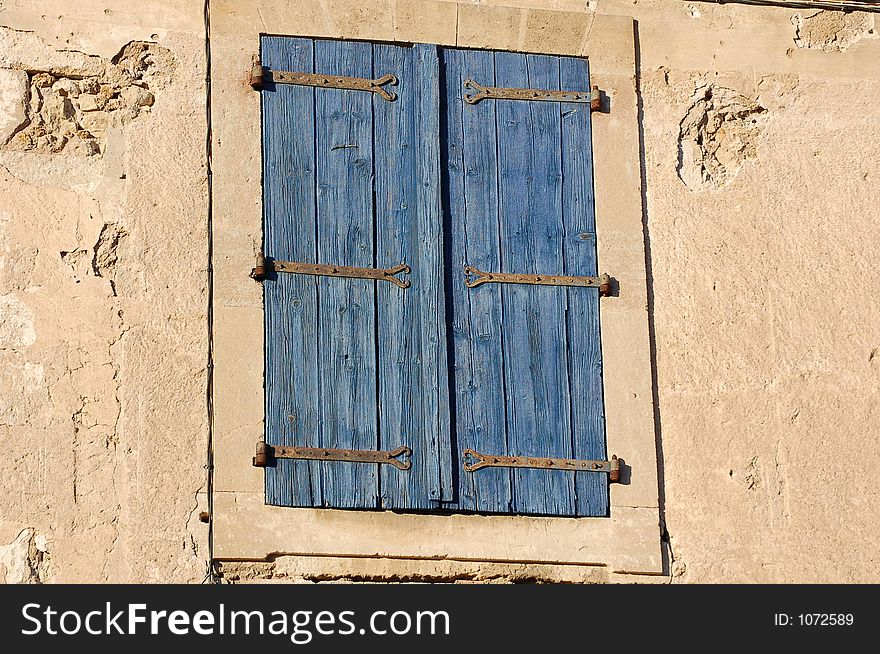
[261,37,452,510]
[443,48,609,517]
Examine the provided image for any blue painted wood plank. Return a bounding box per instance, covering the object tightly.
[374,42,420,508]
[560,55,608,517]
[413,43,455,505]
[374,43,448,509]
[446,48,513,513]
[262,36,322,508]
[495,52,575,516]
[375,43,452,509]
[314,39,379,508]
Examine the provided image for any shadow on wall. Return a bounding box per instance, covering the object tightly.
[632,19,673,579]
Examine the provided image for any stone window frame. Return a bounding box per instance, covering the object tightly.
[211,2,662,577]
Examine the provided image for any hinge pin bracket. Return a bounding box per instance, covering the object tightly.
[251,250,268,281]
[254,442,412,470]
[465,265,612,296]
[463,450,622,483]
[251,252,410,288]
[590,85,602,112]
[464,78,604,113]
[250,55,265,90]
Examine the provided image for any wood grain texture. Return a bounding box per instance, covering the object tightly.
[262,38,607,516]
[413,44,456,505]
[263,38,452,510]
[444,48,512,513]
[373,42,418,508]
[495,52,574,516]
[374,43,451,509]
[560,56,608,517]
[313,39,379,508]
[262,36,321,508]
[443,48,607,517]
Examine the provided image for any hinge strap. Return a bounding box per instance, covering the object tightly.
[464,265,611,296]
[464,78,602,111]
[250,55,398,101]
[251,253,410,288]
[463,449,621,482]
[253,442,412,470]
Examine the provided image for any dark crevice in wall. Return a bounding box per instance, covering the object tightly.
[203,0,219,584]
[632,20,672,579]
[692,0,880,14]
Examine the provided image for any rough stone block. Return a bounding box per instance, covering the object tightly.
[0,68,28,143]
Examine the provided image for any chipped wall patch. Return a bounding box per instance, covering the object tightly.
[0,528,49,584]
[0,209,9,275]
[791,11,877,53]
[92,222,127,284]
[0,69,29,144]
[0,40,175,157]
[0,292,36,350]
[60,248,92,280]
[677,84,767,191]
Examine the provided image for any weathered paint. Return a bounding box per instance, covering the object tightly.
[263,37,606,515]
[443,47,608,517]
[444,48,513,514]
[262,37,452,510]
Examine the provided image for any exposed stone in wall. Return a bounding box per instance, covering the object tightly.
[791,11,876,53]
[92,223,128,295]
[677,84,767,191]
[0,29,174,157]
[0,291,36,351]
[0,70,28,144]
[0,528,50,583]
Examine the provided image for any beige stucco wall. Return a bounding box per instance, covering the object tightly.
[0,1,209,583]
[1,0,877,583]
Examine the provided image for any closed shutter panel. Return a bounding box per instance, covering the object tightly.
[261,36,452,510]
[443,48,609,517]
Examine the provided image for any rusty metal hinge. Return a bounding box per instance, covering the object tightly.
[464,78,602,111]
[251,253,411,288]
[464,265,611,296]
[253,442,412,470]
[463,449,621,482]
[250,55,398,101]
